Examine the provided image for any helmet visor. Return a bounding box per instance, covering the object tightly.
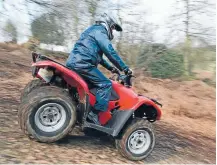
[114,23,122,31]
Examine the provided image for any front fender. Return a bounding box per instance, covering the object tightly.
[106,110,134,137]
[132,96,162,120]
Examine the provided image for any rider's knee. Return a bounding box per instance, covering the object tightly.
[100,80,112,89]
[104,80,112,87]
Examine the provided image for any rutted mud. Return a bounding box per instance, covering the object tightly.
[0,45,215,164]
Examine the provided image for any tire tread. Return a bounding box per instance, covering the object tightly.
[115,118,155,161]
[18,86,76,143]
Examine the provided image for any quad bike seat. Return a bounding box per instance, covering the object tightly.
[37,55,68,67]
[90,88,119,101]
[37,55,119,101]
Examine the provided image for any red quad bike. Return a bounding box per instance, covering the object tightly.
[18,52,162,161]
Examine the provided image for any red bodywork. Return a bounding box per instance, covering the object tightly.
[32,60,162,125]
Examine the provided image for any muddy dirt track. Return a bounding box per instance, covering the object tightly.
[0,45,216,164]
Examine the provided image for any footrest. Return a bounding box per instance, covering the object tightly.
[83,121,114,135]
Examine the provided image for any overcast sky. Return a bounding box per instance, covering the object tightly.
[0,0,216,48]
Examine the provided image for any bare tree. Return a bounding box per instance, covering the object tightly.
[170,0,215,41]
[168,0,216,76]
[85,0,101,24]
[3,20,17,43]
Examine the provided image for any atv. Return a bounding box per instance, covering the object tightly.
[18,52,162,161]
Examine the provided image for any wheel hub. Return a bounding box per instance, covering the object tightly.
[39,106,61,126]
[34,103,66,132]
[128,130,151,155]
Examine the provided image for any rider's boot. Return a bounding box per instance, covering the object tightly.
[87,109,101,125]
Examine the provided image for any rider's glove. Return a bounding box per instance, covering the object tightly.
[123,68,133,75]
[111,67,119,74]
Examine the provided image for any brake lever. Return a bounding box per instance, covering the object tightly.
[128,74,136,78]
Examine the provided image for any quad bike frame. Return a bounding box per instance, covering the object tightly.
[31,53,162,137]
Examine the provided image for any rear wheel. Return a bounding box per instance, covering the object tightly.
[115,118,155,161]
[20,79,47,102]
[18,86,76,143]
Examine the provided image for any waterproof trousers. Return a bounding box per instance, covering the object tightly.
[76,67,112,112]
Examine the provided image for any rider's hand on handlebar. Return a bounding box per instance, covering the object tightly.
[123,68,133,75]
[111,67,120,74]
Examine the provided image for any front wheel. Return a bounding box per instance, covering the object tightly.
[115,118,155,161]
[18,86,76,143]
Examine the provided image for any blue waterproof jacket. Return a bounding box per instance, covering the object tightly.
[66,24,128,71]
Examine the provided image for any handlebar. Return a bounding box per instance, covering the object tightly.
[109,72,136,87]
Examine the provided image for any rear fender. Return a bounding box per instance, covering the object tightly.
[32,60,89,101]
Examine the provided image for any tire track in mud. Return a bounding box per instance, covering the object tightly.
[0,48,215,164]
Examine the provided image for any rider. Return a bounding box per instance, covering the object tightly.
[66,13,132,125]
